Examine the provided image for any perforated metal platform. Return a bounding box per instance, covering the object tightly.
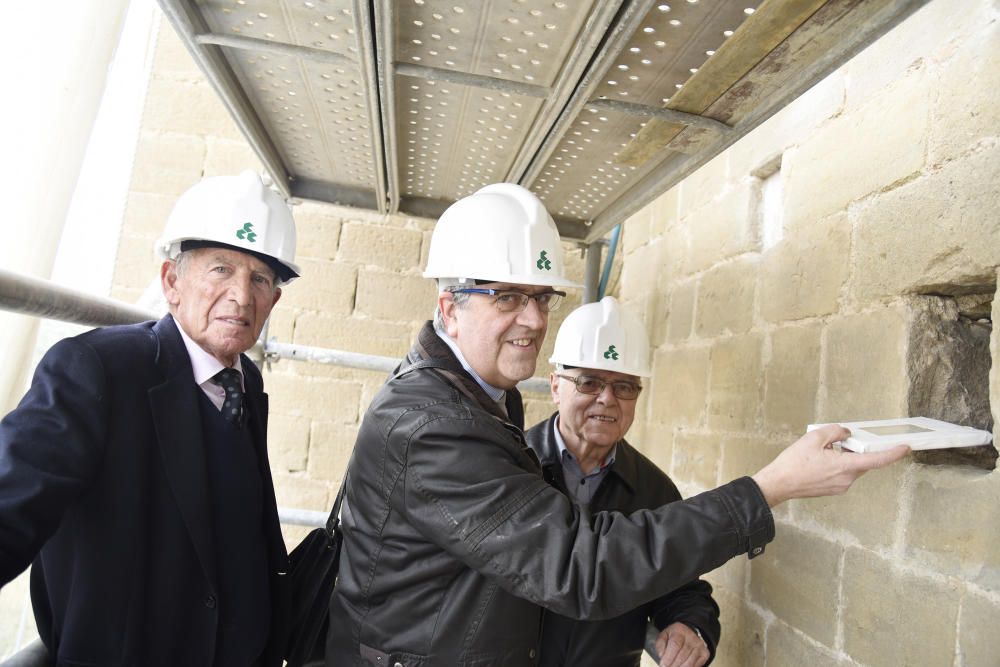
[158,0,929,243]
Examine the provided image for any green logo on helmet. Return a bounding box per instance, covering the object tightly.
[603,345,620,361]
[536,250,552,271]
[236,222,257,243]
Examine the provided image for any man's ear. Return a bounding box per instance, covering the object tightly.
[438,292,460,337]
[549,372,561,405]
[160,260,181,307]
[271,286,282,308]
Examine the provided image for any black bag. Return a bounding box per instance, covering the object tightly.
[284,480,346,667]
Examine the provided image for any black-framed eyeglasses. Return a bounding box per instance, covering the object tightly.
[448,288,567,313]
[555,373,642,400]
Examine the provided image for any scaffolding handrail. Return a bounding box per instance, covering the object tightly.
[262,340,551,394]
[0,267,158,327]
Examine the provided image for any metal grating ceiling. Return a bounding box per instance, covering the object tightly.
[158,0,930,244]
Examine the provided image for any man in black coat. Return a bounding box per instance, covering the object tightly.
[0,171,300,667]
[526,297,718,667]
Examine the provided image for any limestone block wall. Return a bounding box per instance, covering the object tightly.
[619,1,999,665]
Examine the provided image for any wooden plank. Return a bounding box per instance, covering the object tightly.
[705,0,873,125]
[585,0,928,244]
[615,0,828,167]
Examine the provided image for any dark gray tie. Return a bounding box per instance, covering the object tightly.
[213,368,244,426]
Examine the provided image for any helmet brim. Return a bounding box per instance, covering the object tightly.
[179,240,300,284]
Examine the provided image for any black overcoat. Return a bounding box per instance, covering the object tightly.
[0,315,289,666]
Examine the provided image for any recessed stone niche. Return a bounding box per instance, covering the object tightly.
[907,292,996,470]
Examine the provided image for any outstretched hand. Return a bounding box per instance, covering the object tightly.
[751,424,909,507]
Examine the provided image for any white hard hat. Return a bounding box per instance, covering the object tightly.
[549,296,652,377]
[423,183,581,288]
[155,171,300,284]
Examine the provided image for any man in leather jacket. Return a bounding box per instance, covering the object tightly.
[526,297,717,667]
[325,184,909,667]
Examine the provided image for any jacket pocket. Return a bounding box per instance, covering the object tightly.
[359,642,428,667]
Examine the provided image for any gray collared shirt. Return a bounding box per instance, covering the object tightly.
[553,416,617,506]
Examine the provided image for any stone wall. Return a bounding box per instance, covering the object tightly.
[620,1,999,664]
[4,0,996,662]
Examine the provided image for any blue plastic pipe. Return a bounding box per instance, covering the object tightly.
[597,224,621,300]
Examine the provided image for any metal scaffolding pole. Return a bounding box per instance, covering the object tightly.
[262,340,552,394]
[582,241,604,305]
[0,268,156,328]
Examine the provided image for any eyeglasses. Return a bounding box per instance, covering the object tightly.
[555,373,642,400]
[449,288,566,313]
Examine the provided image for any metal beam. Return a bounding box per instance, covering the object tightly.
[0,638,51,667]
[394,62,551,98]
[395,193,591,240]
[354,0,390,214]
[503,0,627,183]
[290,179,381,210]
[0,268,157,328]
[584,99,733,137]
[396,193,452,220]
[264,340,398,373]
[278,507,327,528]
[582,241,604,304]
[517,0,660,188]
[264,340,551,394]
[552,217,593,244]
[194,15,389,214]
[193,33,354,67]
[375,0,402,214]
[156,0,292,197]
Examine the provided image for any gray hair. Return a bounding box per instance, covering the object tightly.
[173,249,195,277]
[432,278,473,332]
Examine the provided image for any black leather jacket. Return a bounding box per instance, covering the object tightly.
[327,323,773,666]
[526,414,721,666]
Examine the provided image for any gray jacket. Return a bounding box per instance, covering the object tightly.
[326,322,773,666]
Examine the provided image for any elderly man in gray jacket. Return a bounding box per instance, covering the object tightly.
[325,183,908,667]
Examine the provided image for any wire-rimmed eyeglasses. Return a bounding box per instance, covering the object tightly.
[554,373,642,400]
[448,288,567,313]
